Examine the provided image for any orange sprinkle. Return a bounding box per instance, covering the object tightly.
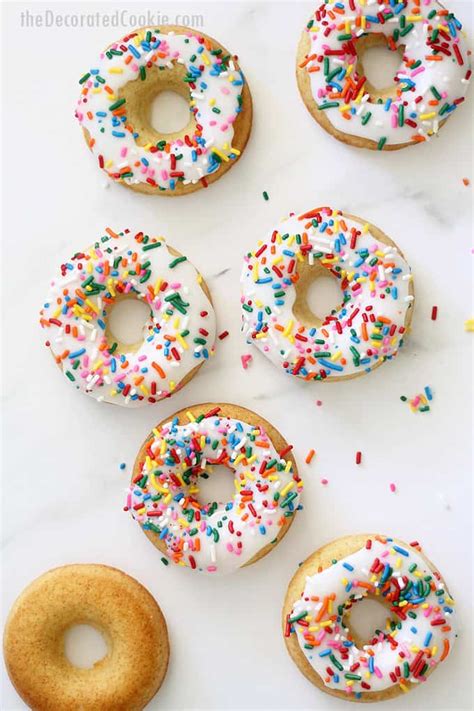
[305,449,316,464]
[152,362,166,378]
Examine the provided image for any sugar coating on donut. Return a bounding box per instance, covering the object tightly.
[40,229,215,406]
[126,407,303,574]
[241,207,414,381]
[76,27,247,191]
[286,536,456,697]
[298,0,471,148]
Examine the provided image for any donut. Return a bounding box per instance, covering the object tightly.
[125,402,303,574]
[296,1,471,150]
[241,207,414,382]
[3,564,169,710]
[40,229,216,406]
[76,25,252,195]
[283,534,456,703]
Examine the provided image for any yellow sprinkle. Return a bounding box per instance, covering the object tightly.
[420,112,436,121]
[85,299,99,314]
[279,481,295,499]
[186,410,196,422]
[108,67,123,74]
[464,318,474,332]
[212,147,229,162]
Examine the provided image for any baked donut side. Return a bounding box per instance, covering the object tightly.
[283,534,455,703]
[78,25,252,195]
[3,564,169,711]
[127,402,302,574]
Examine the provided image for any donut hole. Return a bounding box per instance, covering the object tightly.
[106,296,151,353]
[64,624,108,669]
[150,91,191,134]
[119,64,195,146]
[343,597,394,647]
[355,34,405,103]
[293,264,343,328]
[196,464,236,507]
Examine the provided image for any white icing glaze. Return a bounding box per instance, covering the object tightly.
[76,28,245,190]
[301,0,471,147]
[288,537,456,696]
[241,207,413,380]
[126,412,302,574]
[40,230,215,406]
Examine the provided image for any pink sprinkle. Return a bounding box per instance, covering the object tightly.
[390,483,397,493]
[321,478,328,486]
[316,400,323,407]
[241,354,252,369]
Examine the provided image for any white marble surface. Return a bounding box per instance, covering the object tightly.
[1,1,473,709]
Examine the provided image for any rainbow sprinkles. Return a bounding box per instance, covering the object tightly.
[126,408,303,574]
[76,27,246,191]
[40,229,215,406]
[299,0,471,149]
[286,536,456,697]
[241,207,414,381]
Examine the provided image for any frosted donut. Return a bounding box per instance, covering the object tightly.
[3,564,169,710]
[40,229,216,406]
[297,1,471,150]
[125,402,302,574]
[76,25,252,195]
[283,534,456,703]
[241,207,414,381]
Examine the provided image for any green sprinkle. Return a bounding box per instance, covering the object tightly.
[377,137,387,150]
[289,611,308,623]
[398,105,404,127]
[400,23,414,37]
[330,654,344,671]
[109,98,126,111]
[169,256,187,269]
[318,101,340,110]
[142,241,162,252]
[140,66,146,81]
[79,73,91,85]
[161,557,169,566]
[263,191,269,201]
